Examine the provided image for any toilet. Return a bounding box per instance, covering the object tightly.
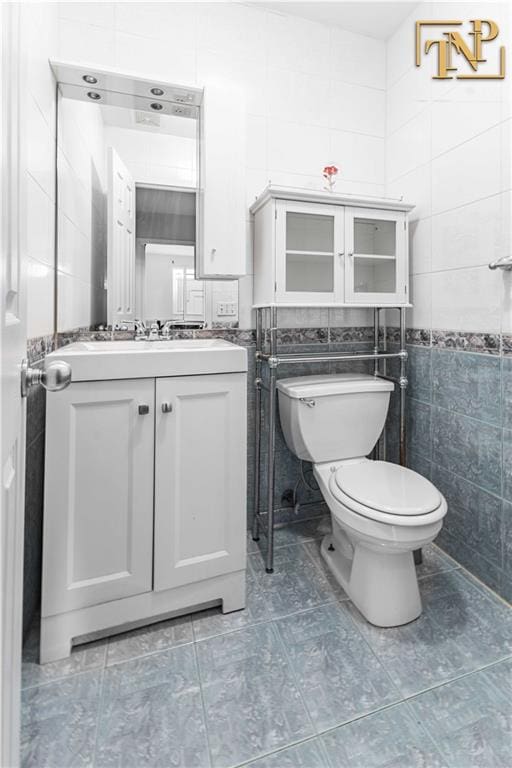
[277,373,447,627]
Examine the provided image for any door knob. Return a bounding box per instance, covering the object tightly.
[161,402,173,413]
[21,359,72,397]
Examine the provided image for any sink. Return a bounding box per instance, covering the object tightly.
[73,339,232,352]
[45,338,248,381]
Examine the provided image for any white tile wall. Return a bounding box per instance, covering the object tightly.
[385,1,511,333]
[22,2,512,339]
[115,32,196,85]
[61,3,386,330]
[330,27,386,90]
[23,2,58,339]
[24,2,386,336]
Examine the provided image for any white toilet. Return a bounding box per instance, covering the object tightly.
[277,373,447,627]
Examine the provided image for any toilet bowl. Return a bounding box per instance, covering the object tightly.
[276,373,448,627]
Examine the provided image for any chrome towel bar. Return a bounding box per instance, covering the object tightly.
[489,256,512,270]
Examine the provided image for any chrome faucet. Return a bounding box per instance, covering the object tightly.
[161,320,207,337]
[148,322,160,340]
[134,319,147,340]
[161,320,178,337]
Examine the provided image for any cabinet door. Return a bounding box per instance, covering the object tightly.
[344,207,407,304]
[196,84,246,278]
[275,200,344,303]
[154,373,246,591]
[42,380,154,616]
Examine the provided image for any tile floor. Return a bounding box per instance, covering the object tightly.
[21,516,512,768]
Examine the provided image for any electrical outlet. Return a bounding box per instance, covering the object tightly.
[217,301,236,316]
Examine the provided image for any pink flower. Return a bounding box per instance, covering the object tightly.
[323,165,338,178]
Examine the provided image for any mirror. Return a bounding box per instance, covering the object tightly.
[54,66,239,334]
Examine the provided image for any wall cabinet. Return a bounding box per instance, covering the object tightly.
[41,369,247,663]
[251,186,413,307]
[197,83,247,278]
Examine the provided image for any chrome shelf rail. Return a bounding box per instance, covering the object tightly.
[251,305,408,574]
[257,350,406,365]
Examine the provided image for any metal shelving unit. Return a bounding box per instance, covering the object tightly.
[251,305,408,573]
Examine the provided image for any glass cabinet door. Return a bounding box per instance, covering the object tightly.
[275,201,343,303]
[344,207,407,304]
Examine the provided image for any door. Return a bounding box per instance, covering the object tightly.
[344,207,407,304]
[154,373,246,591]
[107,147,136,327]
[42,379,154,616]
[1,5,25,765]
[275,200,344,303]
[197,84,246,278]
[184,270,204,320]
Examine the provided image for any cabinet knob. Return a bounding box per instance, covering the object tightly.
[138,404,150,415]
[161,402,173,413]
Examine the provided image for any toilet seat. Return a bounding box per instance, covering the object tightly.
[329,460,446,527]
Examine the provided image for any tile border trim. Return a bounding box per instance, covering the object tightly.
[27,326,512,363]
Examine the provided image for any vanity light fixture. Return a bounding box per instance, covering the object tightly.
[150,102,163,110]
[150,87,164,96]
[82,74,98,84]
[87,91,101,100]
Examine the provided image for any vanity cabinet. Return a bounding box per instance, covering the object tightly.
[43,379,155,616]
[41,349,247,663]
[154,374,246,591]
[251,186,413,307]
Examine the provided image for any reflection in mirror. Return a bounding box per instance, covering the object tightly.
[141,244,204,325]
[56,76,238,334]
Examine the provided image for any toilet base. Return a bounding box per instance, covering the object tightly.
[321,531,422,627]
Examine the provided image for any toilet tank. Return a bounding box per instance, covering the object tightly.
[277,374,394,463]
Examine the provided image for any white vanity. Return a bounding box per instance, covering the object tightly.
[40,339,247,662]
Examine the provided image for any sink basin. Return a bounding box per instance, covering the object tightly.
[45,338,248,381]
[74,339,229,352]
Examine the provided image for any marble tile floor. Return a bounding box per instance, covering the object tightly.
[21,516,512,768]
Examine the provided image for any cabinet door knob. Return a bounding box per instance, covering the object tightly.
[161,402,173,413]
[138,404,150,415]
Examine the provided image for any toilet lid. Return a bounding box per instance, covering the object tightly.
[334,461,442,516]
